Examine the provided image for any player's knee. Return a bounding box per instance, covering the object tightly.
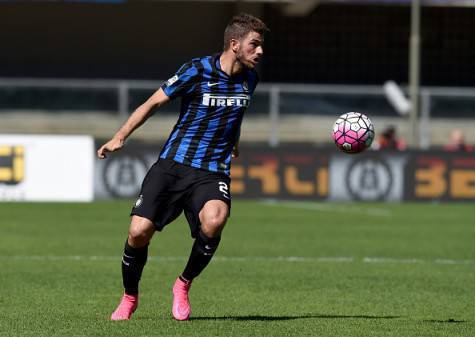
[199,201,229,237]
[128,224,153,247]
[128,230,149,247]
[201,212,227,237]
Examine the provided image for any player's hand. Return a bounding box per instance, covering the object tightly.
[97,137,125,159]
[232,145,239,158]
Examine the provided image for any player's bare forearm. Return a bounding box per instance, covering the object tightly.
[97,88,170,159]
[116,88,170,140]
[115,104,153,141]
[96,105,152,159]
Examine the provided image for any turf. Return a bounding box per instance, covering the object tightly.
[0,200,474,337]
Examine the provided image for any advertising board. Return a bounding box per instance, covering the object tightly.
[0,135,94,202]
[94,141,475,202]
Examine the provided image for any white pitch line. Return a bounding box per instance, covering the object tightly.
[0,255,473,265]
[363,257,424,264]
[260,200,391,217]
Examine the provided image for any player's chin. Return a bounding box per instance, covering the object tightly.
[244,60,258,69]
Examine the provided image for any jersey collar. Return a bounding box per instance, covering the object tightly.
[214,53,246,80]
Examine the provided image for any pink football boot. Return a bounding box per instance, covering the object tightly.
[110,293,138,321]
[172,278,192,321]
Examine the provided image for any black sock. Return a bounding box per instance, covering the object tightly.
[121,240,148,295]
[181,230,221,282]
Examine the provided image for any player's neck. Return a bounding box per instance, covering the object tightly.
[219,52,243,77]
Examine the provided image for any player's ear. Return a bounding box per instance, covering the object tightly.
[230,39,240,53]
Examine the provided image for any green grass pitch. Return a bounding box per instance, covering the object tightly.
[0,200,474,337]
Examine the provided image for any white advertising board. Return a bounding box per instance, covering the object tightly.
[0,135,94,202]
[329,153,407,202]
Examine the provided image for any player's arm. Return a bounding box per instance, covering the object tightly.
[232,141,240,158]
[233,72,257,159]
[232,128,241,158]
[97,88,170,159]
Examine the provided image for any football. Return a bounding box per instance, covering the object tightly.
[332,112,375,154]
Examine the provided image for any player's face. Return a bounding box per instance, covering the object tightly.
[236,31,264,69]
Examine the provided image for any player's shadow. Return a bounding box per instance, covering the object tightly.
[190,314,401,321]
[423,319,466,324]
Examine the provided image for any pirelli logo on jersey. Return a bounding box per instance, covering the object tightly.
[202,94,250,107]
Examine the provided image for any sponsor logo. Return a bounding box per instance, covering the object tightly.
[0,145,24,185]
[242,81,249,92]
[166,75,178,86]
[102,155,148,198]
[134,194,143,208]
[202,93,250,107]
[207,81,220,87]
[346,157,393,201]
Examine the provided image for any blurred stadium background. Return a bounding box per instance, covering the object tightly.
[1,0,474,202]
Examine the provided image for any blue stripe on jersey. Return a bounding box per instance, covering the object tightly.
[173,121,201,163]
[162,62,199,98]
[210,114,239,175]
[160,105,195,159]
[204,64,233,171]
[160,128,180,159]
[192,117,220,164]
[202,57,213,74]
[173,57,214,162]
[208,160,218,172]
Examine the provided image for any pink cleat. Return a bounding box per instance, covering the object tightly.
[172,278,192,321]
[110,293,138,321]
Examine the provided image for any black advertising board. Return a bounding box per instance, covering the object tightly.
[94,141,475,202]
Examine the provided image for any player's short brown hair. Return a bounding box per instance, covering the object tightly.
[223,13,269,50]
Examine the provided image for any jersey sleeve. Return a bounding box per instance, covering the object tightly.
[161,61,199,99]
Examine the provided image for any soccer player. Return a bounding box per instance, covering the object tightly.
[97,13,269,321]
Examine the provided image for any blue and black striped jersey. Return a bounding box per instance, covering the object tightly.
[159,54,259,176]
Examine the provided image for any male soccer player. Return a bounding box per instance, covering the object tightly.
[97,13,269,321]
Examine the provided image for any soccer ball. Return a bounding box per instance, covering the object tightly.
[332,112,374,154]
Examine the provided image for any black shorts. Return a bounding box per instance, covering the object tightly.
[130,159,231,237]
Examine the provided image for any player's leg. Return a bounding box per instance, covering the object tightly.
[123,215,156,294]
[181,200,228,280]
[172,200,229,321]
[111,215,155,321]
[172,175,231,320]
[112,159,188,321]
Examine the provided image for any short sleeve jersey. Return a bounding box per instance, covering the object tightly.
[159,54,259,176]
